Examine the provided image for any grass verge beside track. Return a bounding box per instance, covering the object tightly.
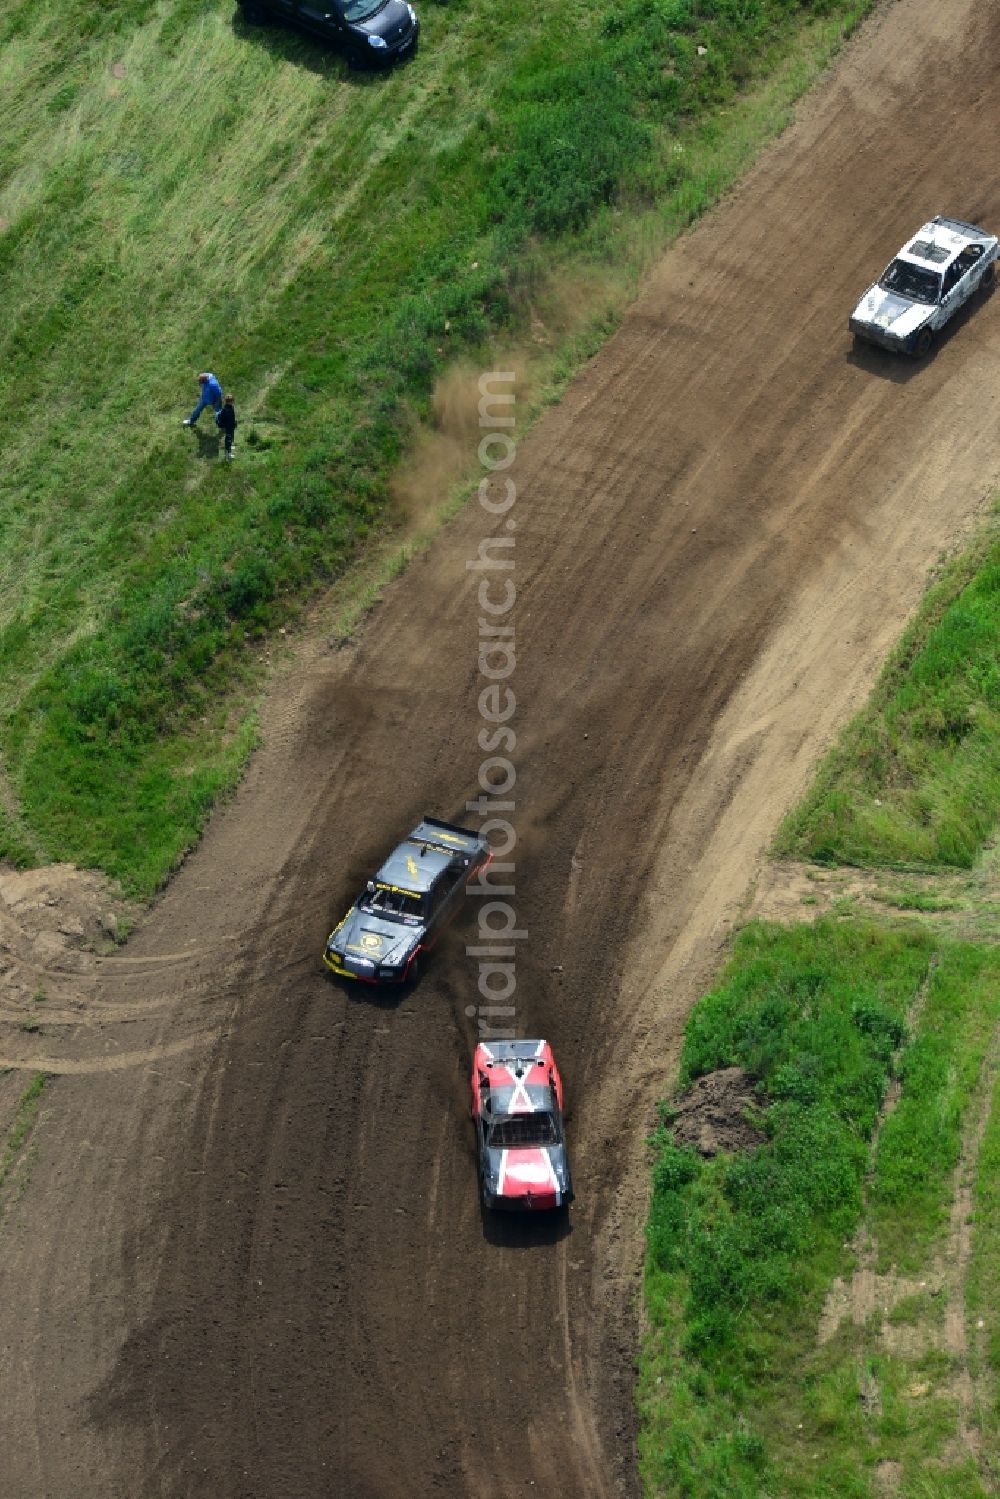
[775,504,1000,869]
[0,0,874,893]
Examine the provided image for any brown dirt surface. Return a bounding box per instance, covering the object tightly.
[668,1068,765,1157]
[0,865,134,1067]
[3,1,1000,1495]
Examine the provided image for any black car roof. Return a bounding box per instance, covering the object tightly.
[376,839,452,894]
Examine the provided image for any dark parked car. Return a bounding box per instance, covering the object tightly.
[239,0,419,64]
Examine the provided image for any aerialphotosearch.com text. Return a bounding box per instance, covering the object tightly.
[465,370,523,1040]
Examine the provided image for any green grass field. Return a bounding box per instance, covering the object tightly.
[776,507,1000,869]
[0,0,873,893]
[640,927,1000,1498]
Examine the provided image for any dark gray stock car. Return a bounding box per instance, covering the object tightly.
[323,817,491,984]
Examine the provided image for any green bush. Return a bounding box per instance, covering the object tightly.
[491,61,648,236]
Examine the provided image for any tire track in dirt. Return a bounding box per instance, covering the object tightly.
[2,2,1000,1495]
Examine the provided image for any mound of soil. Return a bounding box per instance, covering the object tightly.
[670,1067,765,1156]
[0,864,127,1021]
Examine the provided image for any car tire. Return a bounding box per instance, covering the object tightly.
[912,326,934,359]
[982,262,996,295]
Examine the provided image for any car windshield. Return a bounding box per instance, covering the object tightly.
[335,0,385,22]
[879,258,941,305]
[360,885,424,921]
[488,1112,559,1148]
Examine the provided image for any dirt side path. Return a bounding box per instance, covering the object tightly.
[2,2,1000,1495]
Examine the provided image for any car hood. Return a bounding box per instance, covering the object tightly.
[852,284,933,339]
[486,1144,571,1203]
[355,0,413,42]
[334,907,420,967]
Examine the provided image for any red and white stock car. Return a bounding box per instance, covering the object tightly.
[471,1039,574,1212]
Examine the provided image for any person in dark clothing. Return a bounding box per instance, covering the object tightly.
[215,393,238,459]
[183,371,224,427]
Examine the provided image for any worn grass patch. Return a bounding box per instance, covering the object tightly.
[966,1055,1000,1455]
[871,945,1000,1274]
[0,1072,47,1208]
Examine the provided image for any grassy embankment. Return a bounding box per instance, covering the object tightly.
[640,511,1000,1497]
[776,507,1000,869]
[0,0,873,894]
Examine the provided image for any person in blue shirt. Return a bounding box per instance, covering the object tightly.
[183,372,224,427]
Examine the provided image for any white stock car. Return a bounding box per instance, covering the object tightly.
[849,216,997,358]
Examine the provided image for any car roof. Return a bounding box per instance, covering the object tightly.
[898,219,979,271]
[475,1040,556,1115]
[376,838,452,894]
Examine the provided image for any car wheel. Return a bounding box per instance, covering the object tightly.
[912,326,934,359]
[982,262,996,295]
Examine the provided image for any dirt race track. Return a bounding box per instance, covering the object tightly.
[3,2,1000,1494]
